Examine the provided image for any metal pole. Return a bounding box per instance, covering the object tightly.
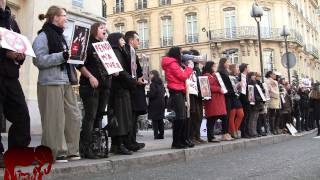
[257,20,264,82]
[285,36,291,83]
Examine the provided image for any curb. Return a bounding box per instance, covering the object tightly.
[45,130,316,179]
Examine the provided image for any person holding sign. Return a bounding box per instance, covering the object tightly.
[33,6,81,163]
[265,71,281,135]
[247,72,265,137]
[0,0,31,167]
[124,31,147,152]
[162,47,193,149]
[107,33,137,155]
[76,22,110,159]
[217,58,235,141]
[203,62,232,142]
[256,73,268,136]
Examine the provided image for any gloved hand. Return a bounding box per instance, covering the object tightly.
[63,51,70,61]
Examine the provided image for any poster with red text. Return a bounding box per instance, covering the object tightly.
[92,41,123,74]
[0,27,35,57]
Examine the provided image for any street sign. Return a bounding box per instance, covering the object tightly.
[281,52,297,69]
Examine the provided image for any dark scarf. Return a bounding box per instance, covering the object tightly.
[38,23,78,85]
[0,6,11,29]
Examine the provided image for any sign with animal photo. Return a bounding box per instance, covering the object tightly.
[141,54,150,84]
[198,76,211,100]
[0,27,35,57]
[68,22,90,64]
[263,83,271,101]
[92,41,123,74]
[248,85,255,105]
[255,85,266,102]
[186,71,198,95]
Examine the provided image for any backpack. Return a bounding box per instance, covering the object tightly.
[91,128,108,158]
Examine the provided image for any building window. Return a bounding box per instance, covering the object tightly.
[136,0,147,10]
[224,7,236,38]
[186,13,198,43]
[261,8,271,38]
[263,49,274,74]
[115,23,125,33]
[72,0,83,8]
[160,0,171,6]
[115,0,124,13]
[138,20,149,49]
[102,0,107,18]
[161,16,173,47]
[230,52,239,64]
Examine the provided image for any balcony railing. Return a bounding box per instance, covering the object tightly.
[135,1,147,10]
[186,34,199,43]
[140,40,149,49]
[113,5,124,13]
[209,26,304,46]
[161,37,173,47]
[305,44,319,59]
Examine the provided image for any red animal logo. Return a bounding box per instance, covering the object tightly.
[3,145,53,180]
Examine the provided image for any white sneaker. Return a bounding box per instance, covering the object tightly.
[56,156,68,163]
[68,155,81,161]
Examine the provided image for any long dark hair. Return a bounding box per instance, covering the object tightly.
[150,70,163,84]
[167,46,182,66]
[218,58,229,75]
[202,61,215,75]
[107,32,125,48]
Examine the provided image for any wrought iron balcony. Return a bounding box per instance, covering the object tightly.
[139,40,149,49]
[161,37,173,47]
[209,26,304,46]
[186,34,199,43]
[159,0,171,6]
[305,44,319,59]
[113,5,124,13]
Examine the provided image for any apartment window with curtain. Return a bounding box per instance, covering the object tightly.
[72,0,83,8]
[261,8,271,38]
[115,23,125,34]
[263,49,274,74]
[136,0,147,10]
[102,0,107,18]
[160,0,171,6]
[161,16,173,47]
[115,0,124,13]
[186,13,198,43]
[224,7,236,38]
[138,20,149,49]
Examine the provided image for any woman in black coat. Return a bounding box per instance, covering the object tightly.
[107,33,137,155]
[148,70,166,139]
[310,84,320,136]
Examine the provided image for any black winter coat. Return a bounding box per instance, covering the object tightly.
[148,81,166,120]
[310,98,320,120]
[0,6,25,79]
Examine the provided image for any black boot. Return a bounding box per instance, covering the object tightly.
[171,120,186,149]
[117,144,132,155]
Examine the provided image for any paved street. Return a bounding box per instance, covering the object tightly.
[58,132,320,180]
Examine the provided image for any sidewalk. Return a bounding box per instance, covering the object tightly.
[0,130,316,179]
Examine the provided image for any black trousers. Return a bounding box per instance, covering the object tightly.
[190,110,202,140]
[268,109,280,133]
[79,86,109,148]
[316,119,320,134]
[152,119,164,138]
[257,113,268,134]
[240,94,250,136]
[0,77,31,152]
[281,113,292,130]
[301,108,309,130]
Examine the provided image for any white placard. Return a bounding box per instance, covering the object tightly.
[286,123,298,136]
[200,119,207,137]
[263,83,271,101]
[215,72,228,94]
[281,94,286,103]
[248,85,255,105]
[68,22,91,64]
[241,74,247,95]
[186,71,198,95]
[198,76,211,100]
[256,85,266,102]
[92,41,123,74]
[0,27,35,57]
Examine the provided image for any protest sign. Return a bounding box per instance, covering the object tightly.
[141,54,150,84]
[0,27,35,57]
[198,76,211,100]
[92,41,123,74]
[241,74,247,95]
[68,22,90,64]
[256,85,267,102]
[186,71,198,95]
[248,85,255,105]
[215,72,228,94]
[263,83,271,101]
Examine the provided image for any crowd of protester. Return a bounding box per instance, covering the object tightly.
[0,4,320,167]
